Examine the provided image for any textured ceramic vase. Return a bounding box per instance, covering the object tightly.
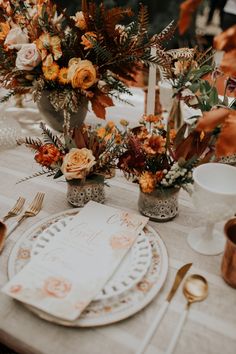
[67,176,105,207]
[138,187,180,222]
[37,91,88,132]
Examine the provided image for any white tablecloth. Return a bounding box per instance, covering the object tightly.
[0,95,235,354]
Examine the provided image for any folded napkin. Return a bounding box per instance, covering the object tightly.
[2,201,148,321]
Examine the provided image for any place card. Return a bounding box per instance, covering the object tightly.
[2,202,148,321]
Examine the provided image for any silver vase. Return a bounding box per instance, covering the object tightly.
[67,176,105,207]
[138,187,180,222]
[37,91,88,132]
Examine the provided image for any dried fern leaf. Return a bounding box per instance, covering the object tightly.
[16,169,53,184]
[40,122,65,150]
[167,48,195,60]
[153,21,176,45]
[17,137,42,150]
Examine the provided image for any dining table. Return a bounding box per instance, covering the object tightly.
[0,89,235,354]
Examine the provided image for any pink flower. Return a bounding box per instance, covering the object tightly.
[16,43,41,71]
[44,277,72,298]
[10,284,22,294]
[110,234,135,249]
[4,27,28,49]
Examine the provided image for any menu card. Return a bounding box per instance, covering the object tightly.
[2,201,148,321]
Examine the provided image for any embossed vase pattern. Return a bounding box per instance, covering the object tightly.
[67,179,105,207]
[138,187,180,222]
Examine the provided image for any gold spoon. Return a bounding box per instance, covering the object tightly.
[0,221,7,253]
[166,274,208,354]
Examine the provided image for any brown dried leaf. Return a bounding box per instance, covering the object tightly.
[91,94,114,119]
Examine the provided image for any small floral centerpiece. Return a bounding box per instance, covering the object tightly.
[0,0,174,132]
[118,114,210,221]
[18,121,122,206]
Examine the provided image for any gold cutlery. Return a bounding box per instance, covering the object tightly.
[0,222,7,253]
[2,197,26,222]
[165,274,208,354]
[0,192,45,253]
[136,263,192,354]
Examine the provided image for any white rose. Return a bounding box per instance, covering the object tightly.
[16,43,41,71]
[4,27,29,49]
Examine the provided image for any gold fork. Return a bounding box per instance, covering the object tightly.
[2,197,26,222]
[7,192,45,237]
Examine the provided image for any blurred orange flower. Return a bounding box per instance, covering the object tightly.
[43,62,60,81]
[0,22,10,41]
[139,171,156,193]
[35,143,61,167]
[143,135,166,155]
[81,32,97,50]
[58,67,69,84]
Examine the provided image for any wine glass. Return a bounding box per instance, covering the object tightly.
[187,163,236,255]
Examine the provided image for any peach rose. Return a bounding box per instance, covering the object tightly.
[61,148,96,180]
[4,27,29,49]
[44,277,71,298]
[16,43,41,71]
[67,58,96,89]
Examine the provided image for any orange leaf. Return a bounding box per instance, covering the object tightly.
[178,0,202,35]
[220,50,236,78]
[216,111,236,157]
[91,94,114,119]
[196,108,230,132]
[214,25,236,52]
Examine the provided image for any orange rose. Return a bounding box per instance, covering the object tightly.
[35,144,61,167]
[67,58,96,90]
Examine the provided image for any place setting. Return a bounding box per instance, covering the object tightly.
[4,201,169,327]
[0,194,212,354]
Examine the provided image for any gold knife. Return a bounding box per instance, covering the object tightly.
[136,263,192,354]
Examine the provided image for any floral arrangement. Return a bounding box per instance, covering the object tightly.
[0,0,174,132]
[17,121,122,183]
[117,114,210,194]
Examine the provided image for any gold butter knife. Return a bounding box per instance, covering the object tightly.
[136,263,192,354]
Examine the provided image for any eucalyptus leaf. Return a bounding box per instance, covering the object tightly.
[209,87,219,106]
